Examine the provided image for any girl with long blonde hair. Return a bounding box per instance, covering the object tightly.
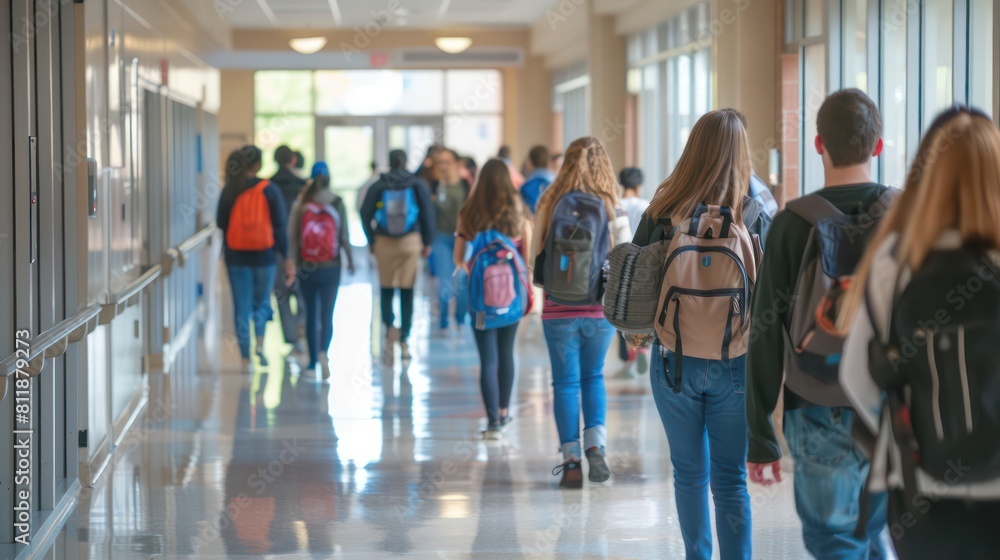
[839,106,1000,560]
[530,136,631,488]
[630,109,760,560]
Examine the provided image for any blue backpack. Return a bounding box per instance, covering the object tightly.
[520,175,551,214]
[375,182,419,236]
[467,230,530,330]
[537,192,611,306]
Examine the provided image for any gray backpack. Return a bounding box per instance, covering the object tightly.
[783,188,897,406]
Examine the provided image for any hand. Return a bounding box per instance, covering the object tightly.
[747,461,783,486]
[422,246,432,259]
[284,260,297,287]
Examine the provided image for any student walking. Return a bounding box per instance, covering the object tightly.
[613,167,651,378]
[271,145,308,351]
[630,110,760,560]
[839,106,1000,560]
[519,145,556,215]
[217,145,289,371]
[286,168,355,380]
[530,136,631,489]
[746,89,893,559]
[360,149,435,364]
[455,159,533,439]
[430,148,472,331]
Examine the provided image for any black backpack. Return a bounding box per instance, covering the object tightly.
[867,244,1000,502]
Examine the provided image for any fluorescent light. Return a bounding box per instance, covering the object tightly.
[289,36,327,54]
[434,37,472,54]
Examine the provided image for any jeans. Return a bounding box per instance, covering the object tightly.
[432,233,468,328]
[227,264,277,360]
[473,323,519,425]
[650,342,751,560]
[784,406,888,560]
[381,288,414,342]
[299,266,342,369]
[273,260,303,344]
[542,317,615,460]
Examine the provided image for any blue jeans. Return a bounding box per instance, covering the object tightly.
[299,266,342,369]
[227,264,277,359]
[784,406,888,560]
[650,343,751,560]
[432,233,467,328]
[542,317,615,460]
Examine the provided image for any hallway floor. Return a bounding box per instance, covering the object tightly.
[41,257,815,559]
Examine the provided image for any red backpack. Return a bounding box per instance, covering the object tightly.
[299,202,340,262]
[226,180,274,251]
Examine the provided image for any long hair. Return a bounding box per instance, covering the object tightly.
[458,159,524,238]
[646,109,751,222]
[221,145,263,206]
[301,173,331,205]
[838,108,1000,330]
[535,136,619,240]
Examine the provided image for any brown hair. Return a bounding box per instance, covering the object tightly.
[817,88,883,168]
[535,137,619,241]
[646,109,751,222]
[458,159,525,239]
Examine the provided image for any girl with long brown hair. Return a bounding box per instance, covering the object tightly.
[530,136,631,488]
[454,159,532,439]
[839,106,1000,560]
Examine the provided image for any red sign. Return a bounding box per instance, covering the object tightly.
[160,59,169,87]
[369,52,388,68]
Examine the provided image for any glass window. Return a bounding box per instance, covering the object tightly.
[805,0,825,38]
[970,0,994,111]
[881,0,909,189]
[314,70,444,116]
[921,0,953,127]
[444,115,503,170]
[842,0,868,91]
[254,115,315,178]
[255,71,313,114]
[640,63,662,183]
[802,43,827,193]
[446,70,503,114]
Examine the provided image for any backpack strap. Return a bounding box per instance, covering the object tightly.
[742,196,762,231]
[688,204,734,238]
[785,193,845,226]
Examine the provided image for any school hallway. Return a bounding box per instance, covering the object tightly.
[23,250,819,559]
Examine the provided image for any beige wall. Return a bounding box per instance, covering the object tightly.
[219,70,256,165]
[588,7,627,169]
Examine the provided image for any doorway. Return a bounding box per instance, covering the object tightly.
[315,116,442,245]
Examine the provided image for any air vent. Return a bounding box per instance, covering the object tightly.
[399,48,524,67]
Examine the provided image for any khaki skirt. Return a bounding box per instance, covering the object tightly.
[373,232,423,289]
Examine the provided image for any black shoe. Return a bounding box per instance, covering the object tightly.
[586,447,611,482]
[482,423,502,440]
[499,415,513,429]
[552,460,583,489]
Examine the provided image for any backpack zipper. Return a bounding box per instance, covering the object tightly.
[957,326,973,434]
[922,330,945,441]
[663,245,751,306]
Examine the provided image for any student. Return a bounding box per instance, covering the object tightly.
[293,150,306,176]
[839,106,1000,560]
[360,149,435,364]
[530,136,631,488]
[415,144,443,185]
[217,145,289,371]
[746,89,891,558]
[429,148,472,331]
[286,167,355,380]
[271,145,308,351]
[630,110,757,560]
[461,155,478,186]
[498,145,525,188]
[614,167,651,378]
[520,145,556,215]
[455,159,533,439]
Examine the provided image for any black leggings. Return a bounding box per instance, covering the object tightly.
[888,491,1000,559]
[380,288,414,342]
[473,323,519,425]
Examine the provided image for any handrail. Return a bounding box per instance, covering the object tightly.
[177,222,216,258]
[99,265,162,325]
[0,304,102,380]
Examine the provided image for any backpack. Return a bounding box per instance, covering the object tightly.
[654,204,759,393]
[783,188,897,407]
[226,180,274,251]
[605,198,767,338]
[520,176,551,214]
[375,181,419,236]
[536,192,611,306]
[299,201,340,263]
[467,230,531,330]
[864,245,1000,515]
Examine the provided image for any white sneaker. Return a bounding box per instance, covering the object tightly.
[381,327,398,366]
[400,342,412,361]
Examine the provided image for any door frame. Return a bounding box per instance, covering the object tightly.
[314,115,444,172]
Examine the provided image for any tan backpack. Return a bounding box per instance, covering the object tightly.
[654,204,760,393]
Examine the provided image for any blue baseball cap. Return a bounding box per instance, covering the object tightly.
[311,161,330,178]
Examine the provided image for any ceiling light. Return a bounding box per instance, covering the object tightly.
[289,36,327,54]
[434,37,472,54]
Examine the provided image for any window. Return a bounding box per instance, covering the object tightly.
[969,0,994,111]
[842,0,868,91]
[921,0,954,127]
[552,62,590,150]
[881,0,908,188]
[313,70,444,116]
[802,43,827,193]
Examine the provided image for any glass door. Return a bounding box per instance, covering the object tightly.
[315,118,376,245]
[386,117,442,177]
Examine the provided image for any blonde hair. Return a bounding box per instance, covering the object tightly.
[646,109,752,223]
[535,136,619,241]
[838,110,1000,330]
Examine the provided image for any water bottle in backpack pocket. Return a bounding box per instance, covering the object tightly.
[376,186,418,236]
[468,230,530,330]
[539,192,611,306]
[299,202,340,263]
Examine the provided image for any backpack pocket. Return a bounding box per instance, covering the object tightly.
[549,235,594,301]
[483,263,516,309]
[657,288,743,361]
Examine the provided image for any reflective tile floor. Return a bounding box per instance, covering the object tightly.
[39,256,818,559]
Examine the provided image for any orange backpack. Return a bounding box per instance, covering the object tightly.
[226,180,274,251]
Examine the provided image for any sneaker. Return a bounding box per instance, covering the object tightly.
[482,424,502,440]
[553,459,584,489]
[636,349,650,375]
[255,351,269,367]
[381,327,398,366]
[400,342,412,361]
[320,361,331,380]
[499,415,513,429]
[611,365,636,380]
[586,447,611,483]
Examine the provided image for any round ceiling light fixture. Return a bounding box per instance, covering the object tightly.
[434,37,472,54]
[289,36,327,54]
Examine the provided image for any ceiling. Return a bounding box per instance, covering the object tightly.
[200,0,564,29]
